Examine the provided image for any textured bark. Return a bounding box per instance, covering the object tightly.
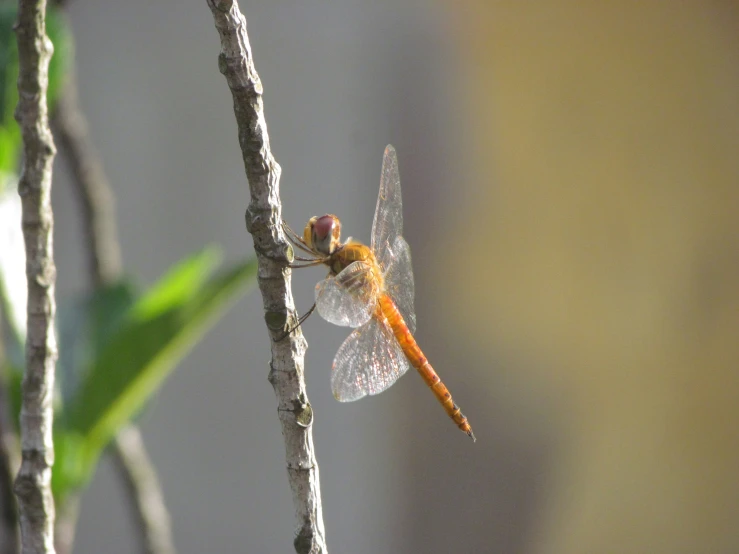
[206,1,327,553]
[53,76,176,554]
[13,1,58,553]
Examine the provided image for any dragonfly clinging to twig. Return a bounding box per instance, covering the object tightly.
[284,145,475,441]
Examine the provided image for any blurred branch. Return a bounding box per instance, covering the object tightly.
[52,71,176,554]
[111,426,175,554]
[205,1,327,553]
[0,429,18,554]
[13,0,58,553]
[53,77,122,285]
[0,322,19,554]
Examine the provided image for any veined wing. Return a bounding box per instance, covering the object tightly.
[331,314,410,402]
[382,236,416,333]
[370,145,416,332]
[371,145,403,264]
[315,261,378,328]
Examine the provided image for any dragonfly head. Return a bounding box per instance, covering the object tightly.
[305,214,342,256]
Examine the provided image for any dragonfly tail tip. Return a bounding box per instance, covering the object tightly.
[467,429,477,443]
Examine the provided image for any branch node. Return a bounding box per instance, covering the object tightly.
[264,310,289,332]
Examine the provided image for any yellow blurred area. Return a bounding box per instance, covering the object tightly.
[442,3,739,553]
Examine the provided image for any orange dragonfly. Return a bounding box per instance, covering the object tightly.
[284,145,475,441]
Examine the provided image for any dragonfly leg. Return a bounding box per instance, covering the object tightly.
[288,260,326,269]
[276,302,317,341]
[289,238,318,257]
[282,220,317,256]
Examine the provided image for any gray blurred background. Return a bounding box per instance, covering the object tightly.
[52,2,739,554]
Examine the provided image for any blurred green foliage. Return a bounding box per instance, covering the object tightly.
[1,245,257,502]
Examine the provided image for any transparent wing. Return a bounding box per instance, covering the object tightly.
[370,145,416,332]
[382,236,416,333]
[315,261,378,328]
[371,145,403,265]
[331,315,410,402]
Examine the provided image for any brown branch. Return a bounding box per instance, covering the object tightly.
[205,1,327,553]
[52,69,176,554]
[13,1,58,553]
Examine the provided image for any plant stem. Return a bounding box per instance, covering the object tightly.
[13,0,58,552]
[112,426,175,554]
[206,1,328,552]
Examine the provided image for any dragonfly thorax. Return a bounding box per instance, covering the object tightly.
[329,242,380,280]
[305,214,342,256]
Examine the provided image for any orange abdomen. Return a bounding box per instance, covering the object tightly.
[378,294,475,441]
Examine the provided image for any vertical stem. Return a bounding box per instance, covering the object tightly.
[13,1,58,553]
[111,426,175,554]
[206,1,327,552]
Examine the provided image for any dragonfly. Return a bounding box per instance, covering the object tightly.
[283,145,475,441]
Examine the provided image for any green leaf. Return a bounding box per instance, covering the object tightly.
[0,4,20,182]
[88,281,137,353]
[55,282,136,415]
[0,124,18,180]
[0,4,18,127]
[0,358,22,434]
[132,247,220,320]
[52,282,134,500]
[52,429,89,502]
[57,250,256,496]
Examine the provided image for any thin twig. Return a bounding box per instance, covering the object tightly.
[205,2,328,553]
[13,1,58,553]
[52,72,176,554]
[53,76,122,285]
[111,426,175,554]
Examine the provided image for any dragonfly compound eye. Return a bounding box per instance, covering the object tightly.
[303,217,318,249]
[311,214,341,255]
